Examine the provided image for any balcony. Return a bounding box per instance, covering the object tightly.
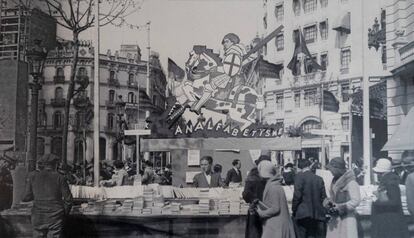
[106,100,116,108]
[108,78,120,87]
[104,126,118,135]
[53,75,65,84]
[37,125,63,135]
[292,71,326,86]
[50,98,66,107]
[128,81,139,89]
[73,96,92,109]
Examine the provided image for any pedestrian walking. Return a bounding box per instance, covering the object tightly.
[243,155,270,238]
[404,151,414,221]
[22,154,73,238]
[371,158,409,238]
[324,157,361,238]
[256,160,295,238]
[0,156,15,211]
[292,159,327,238]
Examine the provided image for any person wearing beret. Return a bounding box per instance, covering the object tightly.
[22,154,73,238]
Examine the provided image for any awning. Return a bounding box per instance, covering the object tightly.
[382,106,414,151]
[333,12,351,34]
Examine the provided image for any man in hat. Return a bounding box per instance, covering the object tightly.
[22,154,73,238]
[403,151,414,219]
[324,157,361,238]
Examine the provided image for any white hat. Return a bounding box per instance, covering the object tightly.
[373,158,392,173]
[258,160,276,178]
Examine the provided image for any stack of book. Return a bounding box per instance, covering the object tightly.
[229,201,240,215]
[170,202,181,215]
[142,208,152,215]
[121,199,134,213]
[143,188,154,208]
[102,200,117,215]
[218,200,230,215]
[198,199,210,214]
[132,197,144,215]
[240,202,249,215]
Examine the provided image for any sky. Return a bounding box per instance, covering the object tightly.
[78,0,263,70]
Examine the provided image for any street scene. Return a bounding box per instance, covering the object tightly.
[0,0,414,237]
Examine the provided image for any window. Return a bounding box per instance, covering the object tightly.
[109,70,116,80]
[382,46,387,64]
[276,34,284,51]
[341,114,350,130]
[320,21,328,40]
[55,87,64,99]
[128,92,135,103]
[304,0,316,13]
[51,137,62,158]
[56,67,64,76]
[340,48,351,69]
[320,0,328,8]
[275,4,284,22]
[292,29,299,42]
[38,113,47,127]
[275,93,284,110]
[341,83,350,102]
[294,91,301,108]
[78,67,87,76]
[109,90,115,102]
[304,25,317,43]
[37,138,45,156]
[128,73,134,84]
[107,113,115,129]
[53,111,63,129]
[305,55,318,73]
[304,88,318,106]
[293,0,301,16]
[320,53,328,70]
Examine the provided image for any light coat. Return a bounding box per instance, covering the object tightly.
[258,175,295,238]
[326,170,361,238]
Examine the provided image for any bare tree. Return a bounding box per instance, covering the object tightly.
[31,0,143,165]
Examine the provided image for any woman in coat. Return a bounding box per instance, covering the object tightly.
[256,160,295,238]
[324,157,361,238]
[371,158,409,238]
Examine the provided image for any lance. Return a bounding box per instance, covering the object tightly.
[242,25,284,62]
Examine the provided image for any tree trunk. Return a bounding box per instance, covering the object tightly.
[61,32,80,165]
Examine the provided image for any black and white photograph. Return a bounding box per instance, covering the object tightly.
[0,0,414,237]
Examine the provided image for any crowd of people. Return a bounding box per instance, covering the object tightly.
[243,151,414,238]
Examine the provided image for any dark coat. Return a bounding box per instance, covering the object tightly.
[0,168,13,211]
[224,168,242,186]
[242,167,267,238]
[192,172,222,188]
[371,172,409,238]
[292,170,327,221]
[22,169,73,230]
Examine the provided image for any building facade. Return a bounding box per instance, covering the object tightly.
[383,0,414,161]
[260,0,388,163]
[38,42,167,165]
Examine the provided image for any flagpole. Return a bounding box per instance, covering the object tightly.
[93,0,100,187]
[320,82,326,169]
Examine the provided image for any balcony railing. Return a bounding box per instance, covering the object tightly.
[50,98,66,107]
[53,75,65,84]
[106,100,116,108]
[37,125,63,134]
[108,78,120,87]
[125,102,139,110]
[293,71,326,86]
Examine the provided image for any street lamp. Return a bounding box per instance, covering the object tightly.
[115,95,127,161]
[26,39,47,171]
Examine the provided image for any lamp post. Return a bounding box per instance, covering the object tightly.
[26,39,47,171]
[115,95,126,161]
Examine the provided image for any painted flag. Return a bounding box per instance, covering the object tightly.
[138,88,157,112]
[322,90,339,112]
[287,29,323,76]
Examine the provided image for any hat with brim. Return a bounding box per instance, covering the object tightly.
[258,160,276,178]
[326,157,346,170]
[373,158,392,173]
